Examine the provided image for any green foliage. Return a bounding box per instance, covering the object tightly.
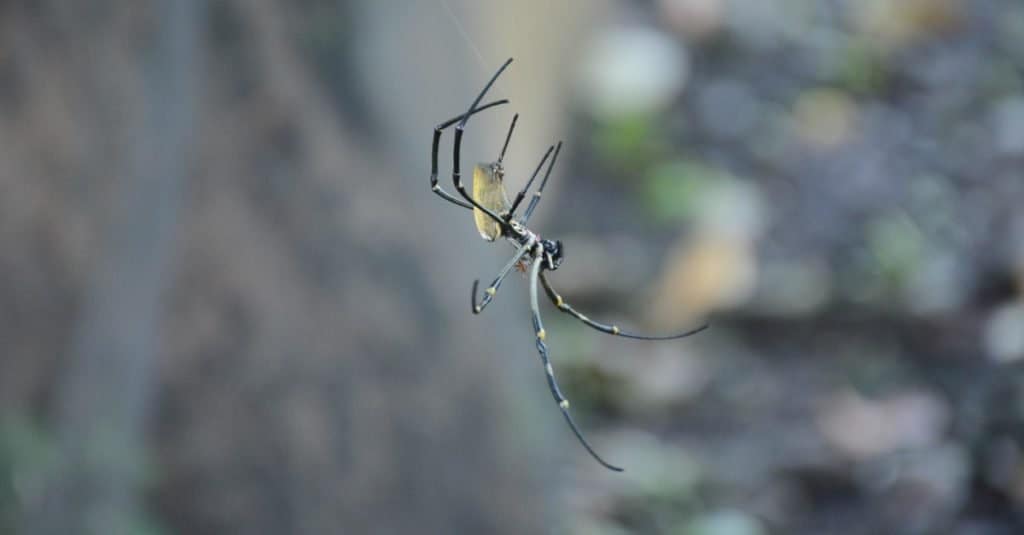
[553,315,627,417]
[642,160,730,224]
[866,210,924,290]
[833,39,890,94]
[604,436,706,533]
[592,113,665,173]
[0,414,60,531]
[0,415,169,535]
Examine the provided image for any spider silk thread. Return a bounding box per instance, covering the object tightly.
[438,0,489,69]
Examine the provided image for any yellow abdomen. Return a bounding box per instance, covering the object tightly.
[472,164,511,241]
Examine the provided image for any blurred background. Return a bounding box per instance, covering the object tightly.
[1,0,1023,533]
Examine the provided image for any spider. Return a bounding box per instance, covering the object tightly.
[430,58,707,472]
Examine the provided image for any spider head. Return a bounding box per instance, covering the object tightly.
[541,239,564,270]
[488,161,505,181]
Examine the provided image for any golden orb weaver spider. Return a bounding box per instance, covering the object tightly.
[430,58,707,472]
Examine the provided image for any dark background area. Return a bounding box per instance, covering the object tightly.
[1,1,1023,534]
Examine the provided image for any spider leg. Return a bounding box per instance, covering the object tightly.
[505,144,554,221]
[471,239,533,314]
[520,141,563,224]
[540,273,708,340]
[498,113,518,165]
[432,99,509,209]
[529,256,624,472]
[451,58,518,231]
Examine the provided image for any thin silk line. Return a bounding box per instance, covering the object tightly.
[438,0,488,69]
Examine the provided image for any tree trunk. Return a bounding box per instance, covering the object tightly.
[0,0,599,533]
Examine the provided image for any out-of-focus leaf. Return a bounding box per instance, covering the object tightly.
[833,39,890,94]
[593,113,663,171]
[642,160,726,223]
[866,211,925,290]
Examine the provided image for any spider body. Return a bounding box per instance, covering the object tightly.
[429,58,706,472]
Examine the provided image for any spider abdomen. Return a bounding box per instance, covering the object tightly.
[471,163,511,241]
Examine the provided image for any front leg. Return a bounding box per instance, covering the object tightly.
[449,59,518,234]
[430,99,508,210]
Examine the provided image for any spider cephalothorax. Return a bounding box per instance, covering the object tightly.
[429,58,707,472]
[540,239,563,271]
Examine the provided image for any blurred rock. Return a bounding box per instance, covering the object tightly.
[984,302,1024,363]
[853,0,964,49]
[726,0,799,51]
[658,0,726,41]
[568,430,704,533]
[604,430,703,498]
[609,344,711,414]
[792,88,858,150]
[816,388,950,460]
[982,436,1024,506]
[953,520,1021,535]
[992,97,1024,156]
[998,6,1024,61]
[695,79,762,142]
[862,443,970,533]
[751,256,831,317]
[545,233,655,300]
[567,517,633,535]
[906,250,965,315]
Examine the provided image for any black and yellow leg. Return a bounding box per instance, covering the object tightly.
[497,113,518,164]
[539,273,708,341]
[505,144,554,221]
[529,257,624,472]
[431,99,509,209]
[471,240,532,314]
[450,58,518,233]
[520,141,562,224]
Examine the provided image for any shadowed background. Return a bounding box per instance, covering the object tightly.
[1,1,1023,534]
